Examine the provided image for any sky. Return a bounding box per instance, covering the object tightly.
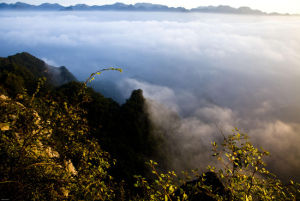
[2,0,300,14]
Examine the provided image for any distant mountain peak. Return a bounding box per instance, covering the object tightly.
[191,5,265,15]
[15,2,29,5]
[113,2,127,6]
[0,2,290,15]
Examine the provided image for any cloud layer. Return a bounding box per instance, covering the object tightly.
[1,11,300,181]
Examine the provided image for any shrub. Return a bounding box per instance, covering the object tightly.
[134,129,300,201]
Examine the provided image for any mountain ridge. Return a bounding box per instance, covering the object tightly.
[0,2,293,15]
[0,52,77,89]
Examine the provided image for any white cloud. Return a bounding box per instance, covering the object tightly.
[41,57,58,66]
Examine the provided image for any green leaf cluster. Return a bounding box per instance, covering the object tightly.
[0,85,115,200]
[134,130,300,200]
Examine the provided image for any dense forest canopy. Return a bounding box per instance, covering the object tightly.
[0,52,299,200]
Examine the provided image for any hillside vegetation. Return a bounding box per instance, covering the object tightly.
[0,52,299,200]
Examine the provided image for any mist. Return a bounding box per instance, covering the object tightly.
[1,11,300,181]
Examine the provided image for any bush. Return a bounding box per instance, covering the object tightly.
[134,129,300,201]
[0,85,115,200]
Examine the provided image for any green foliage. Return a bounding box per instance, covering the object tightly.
[209,129,300,200]
[134,130,300,201]
[2,72,25,96]
[84,67,123,85]
[0,80,115,200]
[134,160,186,201]
[0,62,159,200]
[54,76,160,192]
[0,53,163,198]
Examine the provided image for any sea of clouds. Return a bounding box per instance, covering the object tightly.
[0,11,300,181]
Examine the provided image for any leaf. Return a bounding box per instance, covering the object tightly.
[0,123,10,131]
[169,186,174,193]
